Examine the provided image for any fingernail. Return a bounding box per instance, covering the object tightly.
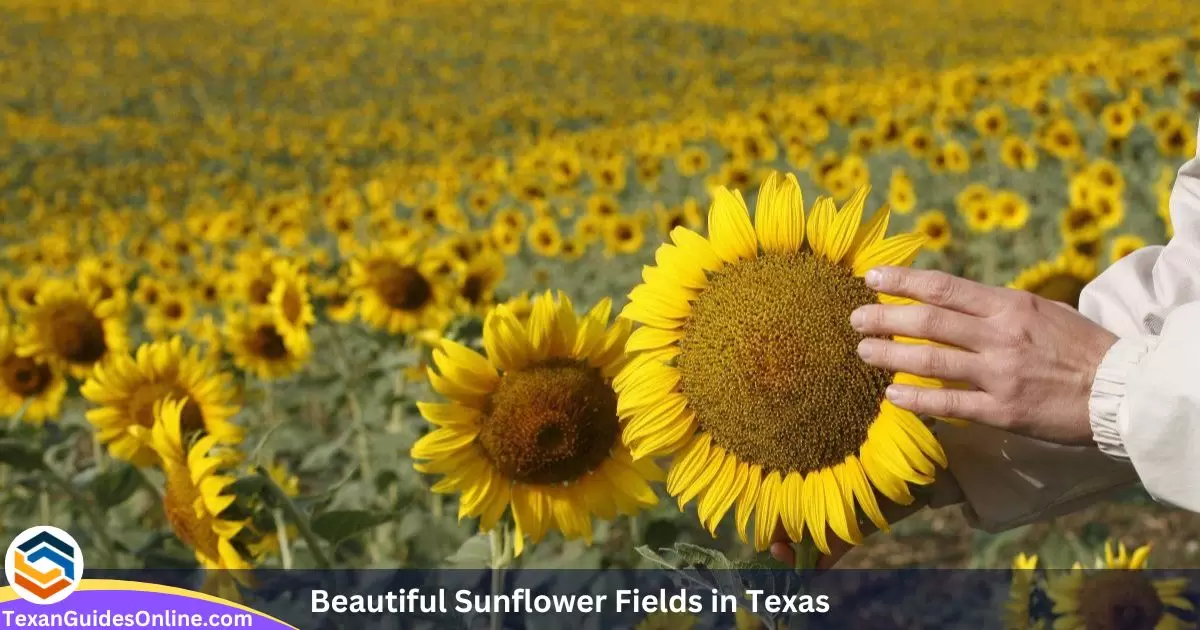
[850,307,868,330]
[864,268,883,288]
[857,339,875,359]
[886,385,911,404]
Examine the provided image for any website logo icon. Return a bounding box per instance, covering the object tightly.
[4,525,84,604]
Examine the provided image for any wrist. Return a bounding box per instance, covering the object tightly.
[1089,335,1160,460]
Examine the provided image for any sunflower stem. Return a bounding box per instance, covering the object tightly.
[272,507,293,570]
[41,458,118,567]
[488,526,512,630]
[259,468,332,570]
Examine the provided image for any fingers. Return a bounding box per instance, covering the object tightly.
[770,522,795,566]
[865,267,1004,316]
[857,339,979,381]
[851,303,995,350]
[884,384,995,421]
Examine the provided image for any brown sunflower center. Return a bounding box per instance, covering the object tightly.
[1076,571,1164,630]
[127,383,205,435]
[0,356,53,397]
[48,303,109,365]
[461,275,486,305]
[677,252,890,474]
[249,325,290,360]
[1031,274,1087,308]
[479,359,619,485]
[281,285,303,324]
[249,274,275,306]
[369,261,433,311]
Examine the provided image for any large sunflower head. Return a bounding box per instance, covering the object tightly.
[18,279,128,379]
[0,326,67,425]
[1046,541,1191,630]
[348,240,451,335]
[223,310,311,381]
[150,397,252,572]
[81,336,242,467]
[616,171,947,554]
[411,292,662,556]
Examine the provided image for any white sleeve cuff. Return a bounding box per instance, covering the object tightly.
[1089,335,1160,461]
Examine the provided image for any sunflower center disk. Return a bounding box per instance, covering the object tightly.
[678,252,890,474]
[370,260,433,311]
[250,325,290,359]
[0,356,52,397]
[1077,572,1164,630]
[127,383,205,435]
[480,359,619,485]
[50,303,109,364]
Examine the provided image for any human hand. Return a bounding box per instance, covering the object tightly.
[850,266,1118,445]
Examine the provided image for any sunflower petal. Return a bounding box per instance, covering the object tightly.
[708,187,758,263]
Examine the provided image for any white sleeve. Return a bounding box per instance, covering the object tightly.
[928,121,1200,530]
[1081,119,1200,511]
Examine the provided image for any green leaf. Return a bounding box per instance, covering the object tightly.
[634,545,679,570]
[445,533,492,568]
[226,475,269,499]
[0,438,44,470]
[310,509,394,546]
[88,462,140,509]
[298,428,355,473]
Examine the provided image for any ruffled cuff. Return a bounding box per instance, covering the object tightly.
[1089,335,1159,461]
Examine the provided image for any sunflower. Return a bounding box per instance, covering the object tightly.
[411,292,662,556]
[146,292,194,339]
[315,277,358,323]
[82,336,242,467]
[1110,235,1147,263]
[224,310,311,380]
[992,191,1031,231]
[8,270,45,312]
[456,251,506,313]
[1000,136,1038,171]
[150,397,252,572]
[1005,553,1040,630]
[19,280,127,379]
[0,327,67,425]
[604,215,646,257]
[349,241,451,335]
[267,259,314,353]
[616,173,947,554]
[915,211,952,252]
[1046,542,1191,630]
[1008,254,1097,309]
[527,218,564,257]
[676,146,711,177]
[887,169,916,214]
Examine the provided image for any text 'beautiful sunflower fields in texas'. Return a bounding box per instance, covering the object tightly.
[3,0,1200,622]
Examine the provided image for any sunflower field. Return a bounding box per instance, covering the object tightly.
[4,0,1200,607]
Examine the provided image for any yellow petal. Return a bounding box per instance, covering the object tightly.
[753,471,783,551]
[669,227,724,272]
[846,202,890,262]
[779,471,806,543]
[852,233,927,276]
[805,196,837,258]
[824,187,868,263]
[802,471,830,554]
[708,187,758,263]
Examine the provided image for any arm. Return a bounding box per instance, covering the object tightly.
[933,119,1200,529]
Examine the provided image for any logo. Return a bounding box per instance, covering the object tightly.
[5,526,84,604]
